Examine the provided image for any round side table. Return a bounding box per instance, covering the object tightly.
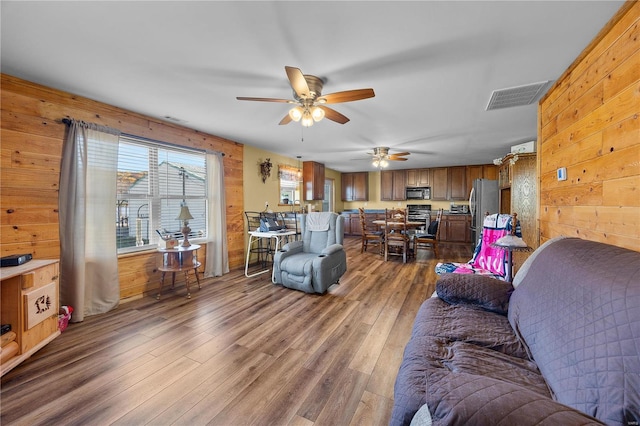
[157,244,201,299]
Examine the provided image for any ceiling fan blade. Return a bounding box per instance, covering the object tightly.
[236,96,292,103]
[279,114,292,125]
[318,105,350,124]
[285,66,310,99]
[388,157,408,161]
[319,88,375,104]
[389,152,411,157]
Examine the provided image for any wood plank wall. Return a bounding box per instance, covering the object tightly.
[538,1,640,251]
[1,74,246,299]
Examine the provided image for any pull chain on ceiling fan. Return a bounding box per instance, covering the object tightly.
[236,66,375,127]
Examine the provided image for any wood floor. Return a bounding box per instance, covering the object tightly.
[1,237,472,426]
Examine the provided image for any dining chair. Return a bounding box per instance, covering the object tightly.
[414,208,443,258]
[358,207,384,254]
[384,208,410,263]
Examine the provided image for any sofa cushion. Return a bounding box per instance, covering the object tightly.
[509,238,640,425]
[391,297,531,425]
[426,372,604,425]
[411,297,528,358]
[436,273,513,315]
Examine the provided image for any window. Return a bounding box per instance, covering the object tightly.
[116,136,207,252]
[278,165,302,205]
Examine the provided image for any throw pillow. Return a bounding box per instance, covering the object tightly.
[436,273,514,315]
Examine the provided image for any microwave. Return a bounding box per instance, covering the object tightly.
[406,187,431,200]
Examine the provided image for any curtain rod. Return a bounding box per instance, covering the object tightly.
[61,118,224,156]
[121,133,225,157]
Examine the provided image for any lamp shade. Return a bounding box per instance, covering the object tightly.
[288,106,303,122]
[311,106,325,122]
[301,110,314,127]
[493,234,528,248]
[176,205,193,221]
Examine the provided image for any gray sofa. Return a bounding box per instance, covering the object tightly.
[273,212,347,294]
[391,237,640,425]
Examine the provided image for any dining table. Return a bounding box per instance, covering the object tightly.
[372,219,425,261]
[372,220,425,230]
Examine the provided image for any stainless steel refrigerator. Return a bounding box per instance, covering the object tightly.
[469,179,499,245]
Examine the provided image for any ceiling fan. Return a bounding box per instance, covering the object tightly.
[369,147,410,168]
[236,66,375,127]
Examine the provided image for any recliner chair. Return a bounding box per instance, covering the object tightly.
[273,212,347,294]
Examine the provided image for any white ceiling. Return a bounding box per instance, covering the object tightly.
[1,1,624,172]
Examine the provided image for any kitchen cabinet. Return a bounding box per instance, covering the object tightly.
[447,166,467,200]
[441,214,472,243]
[430,168,448,200]
[342,211,386,236]
[406,169,430,187]
[380,170,407,201]
[466,164,498,198]
[341,212,363,236]
[482,165,498,181]
[341,172,369,201]
[303,161,325,201]
[1,259,60,377]
[341,213,353,235]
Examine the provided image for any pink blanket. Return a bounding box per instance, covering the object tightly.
[470,227,508,276]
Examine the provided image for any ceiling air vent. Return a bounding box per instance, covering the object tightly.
[486,80,553,111]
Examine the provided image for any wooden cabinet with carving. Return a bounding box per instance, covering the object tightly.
[1,259,60,376]
[510,153,538,252]
[498,153,538,270]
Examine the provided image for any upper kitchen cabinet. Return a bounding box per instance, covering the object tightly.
[406,169,431,188]
[448,166,467,200]
[303,161,325,200]
[430,168,448,200]
[380,170,407,201]
[466,164,498,198]
[433,166,469,201]
[341,172,369,201]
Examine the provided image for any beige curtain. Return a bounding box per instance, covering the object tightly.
[59,119,121,322]
[204,152,229,277]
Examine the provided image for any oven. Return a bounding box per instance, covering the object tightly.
[407,204,431,223]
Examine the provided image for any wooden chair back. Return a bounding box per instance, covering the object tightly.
[415,208,443,258]
[384,208,410,263]
[359,207,383,254]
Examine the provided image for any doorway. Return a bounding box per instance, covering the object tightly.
[322,178,334,212]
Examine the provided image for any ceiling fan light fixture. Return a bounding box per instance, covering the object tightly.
[289,106,303,122]
[301,110,314,127]
[311,106,325,122]
[380,159,389,168]
[372,159,380,168]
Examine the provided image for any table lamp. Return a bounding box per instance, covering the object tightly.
[176,205,194,247]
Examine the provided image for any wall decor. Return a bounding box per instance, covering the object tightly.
[259,158,272,183]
